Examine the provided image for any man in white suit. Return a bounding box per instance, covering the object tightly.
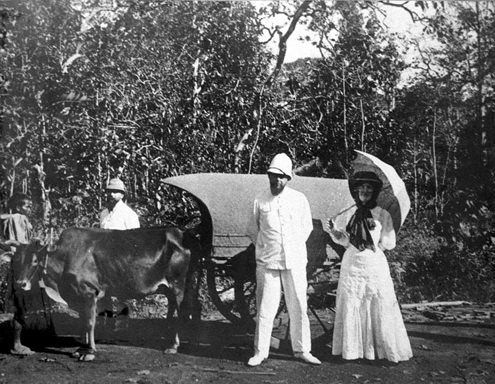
[248,153,321,367]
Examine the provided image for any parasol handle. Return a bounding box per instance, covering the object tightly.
[325,204,355,233]
[328,204,356,221]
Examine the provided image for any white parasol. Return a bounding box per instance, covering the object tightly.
[351,150,411,233]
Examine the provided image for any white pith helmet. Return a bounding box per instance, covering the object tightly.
[267,153,293,180]
[106,178,126,193]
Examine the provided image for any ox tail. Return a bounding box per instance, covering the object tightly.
[181,230,203,323]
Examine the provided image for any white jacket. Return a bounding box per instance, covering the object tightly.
[253,186,313,270]
[100,200,140,230]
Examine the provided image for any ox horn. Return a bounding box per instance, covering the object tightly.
[4,239,22,248]
[0,242,12,252]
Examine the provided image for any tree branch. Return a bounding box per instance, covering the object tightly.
[265,0,312,87]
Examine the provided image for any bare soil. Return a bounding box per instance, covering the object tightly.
[0,302,494,384]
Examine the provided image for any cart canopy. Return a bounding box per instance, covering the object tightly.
[163,173,354,259]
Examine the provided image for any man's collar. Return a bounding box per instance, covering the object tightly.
[269,185,290,198]
[107,199,124,212]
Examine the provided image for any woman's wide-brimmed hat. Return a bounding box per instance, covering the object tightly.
[350,150,411,233]
[349,171,383,191]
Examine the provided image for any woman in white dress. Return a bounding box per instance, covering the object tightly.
[327,171,413,363]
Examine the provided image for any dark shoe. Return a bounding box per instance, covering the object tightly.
[118,306,129,316]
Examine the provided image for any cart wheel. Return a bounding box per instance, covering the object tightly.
[206,257,256,328]
[206,260,287,329]
[273,262,339,337]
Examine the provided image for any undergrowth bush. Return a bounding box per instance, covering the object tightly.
[389,221,495,303]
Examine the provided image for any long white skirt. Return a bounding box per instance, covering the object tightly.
[332,247,413,362]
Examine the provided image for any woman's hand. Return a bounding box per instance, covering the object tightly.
[326,218,335,232]
[326,219,343,239]
[326,218,346,241]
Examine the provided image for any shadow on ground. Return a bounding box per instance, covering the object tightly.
[0,313,257,362]
[3,311,494,358]
[0,305,338,358]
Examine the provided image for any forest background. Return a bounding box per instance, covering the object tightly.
[0,0,494,306]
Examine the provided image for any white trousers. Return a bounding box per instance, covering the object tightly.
[253,266,312,357]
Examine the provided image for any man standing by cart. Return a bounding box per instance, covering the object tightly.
[100,178,140,230]
[248,153,321,367]
[99,177,139,317]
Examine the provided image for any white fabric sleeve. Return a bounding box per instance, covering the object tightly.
[378,209,396,251]
[328,208,351,247]
[100,209,108,228]
[128,212,140,229]
[301,195,313,241]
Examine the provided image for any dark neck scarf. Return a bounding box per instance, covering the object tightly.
[346,200,377,251]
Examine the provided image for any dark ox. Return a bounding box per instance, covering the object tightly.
[9,227,200,361]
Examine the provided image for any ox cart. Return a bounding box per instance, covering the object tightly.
[163,173,356,327]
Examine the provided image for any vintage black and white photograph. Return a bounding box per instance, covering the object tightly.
[0,1,494,383]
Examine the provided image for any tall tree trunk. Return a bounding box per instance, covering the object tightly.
[475,2,487,168]
[37,115,51,226]
[247,88,265,174]
[360,98,365,151]
[342,62,349,164]
[97,152,102,211]
[432,110,439,219]
[413,134,418,224]
[9,159,15,198]
[191,4,204,127]
[191,53,203,126]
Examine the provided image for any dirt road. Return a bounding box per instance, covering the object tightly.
[0,307,494,384]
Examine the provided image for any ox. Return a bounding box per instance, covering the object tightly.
[5,227,200,361]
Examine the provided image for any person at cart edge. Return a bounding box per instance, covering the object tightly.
[248,153,321,367]
[326,171,413,362]
[99,177,140,317]
[0,193,35,355]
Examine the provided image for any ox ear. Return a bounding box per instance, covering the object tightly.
[0,241,17,263]
[0,250,13,264]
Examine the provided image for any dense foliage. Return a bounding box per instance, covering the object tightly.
[1,0,494,304]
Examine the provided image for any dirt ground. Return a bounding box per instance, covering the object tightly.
[0,305,494,384]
